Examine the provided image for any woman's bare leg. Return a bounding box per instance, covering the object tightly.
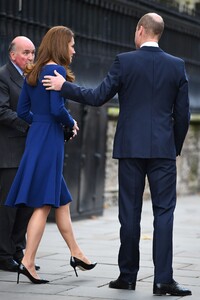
[21,206,51,278]
[55,204,91,264]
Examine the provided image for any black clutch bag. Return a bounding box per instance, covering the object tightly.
[63,126,74,142]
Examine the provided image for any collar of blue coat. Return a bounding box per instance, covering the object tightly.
[140,41,159,48]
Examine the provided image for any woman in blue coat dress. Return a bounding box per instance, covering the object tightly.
[5,26,96,284]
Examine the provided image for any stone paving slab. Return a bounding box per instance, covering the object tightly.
[0,194,199,300]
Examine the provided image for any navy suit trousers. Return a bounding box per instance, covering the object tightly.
[118,158,176,283]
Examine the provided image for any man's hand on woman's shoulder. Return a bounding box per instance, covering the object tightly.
[42,70,66,91]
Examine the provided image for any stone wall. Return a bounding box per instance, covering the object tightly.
[104,117,200,206]
[176,121,200,194]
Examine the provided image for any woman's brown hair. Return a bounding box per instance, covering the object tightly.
[26,26,75,86]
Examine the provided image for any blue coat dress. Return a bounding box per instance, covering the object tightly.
[5,65,74,208]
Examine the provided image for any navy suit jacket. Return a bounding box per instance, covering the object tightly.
[61,47,190,159]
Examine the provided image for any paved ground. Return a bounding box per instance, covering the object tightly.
[0,194,199,300]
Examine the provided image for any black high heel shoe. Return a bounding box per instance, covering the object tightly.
[17,263,49,284]
[70,256,97,277]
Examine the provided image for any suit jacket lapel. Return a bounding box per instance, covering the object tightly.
[7,60,24,89]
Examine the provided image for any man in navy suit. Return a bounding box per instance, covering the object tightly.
[43,13,191,296]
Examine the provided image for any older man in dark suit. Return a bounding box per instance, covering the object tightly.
[42,13,191,296]
[0,36,37,271]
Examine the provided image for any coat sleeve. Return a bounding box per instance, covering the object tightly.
[17,80,33,124]
[173,62,190,156]
[60,56,121,106]
[49,66,74,128]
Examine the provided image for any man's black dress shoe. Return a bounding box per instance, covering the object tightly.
[153,280,192,296]
[109,278,136,290]
[14,257,40,271]
[0,258,19,272]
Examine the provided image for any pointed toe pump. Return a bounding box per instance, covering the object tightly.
[17,263,49,284]
[70,256,97,277]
